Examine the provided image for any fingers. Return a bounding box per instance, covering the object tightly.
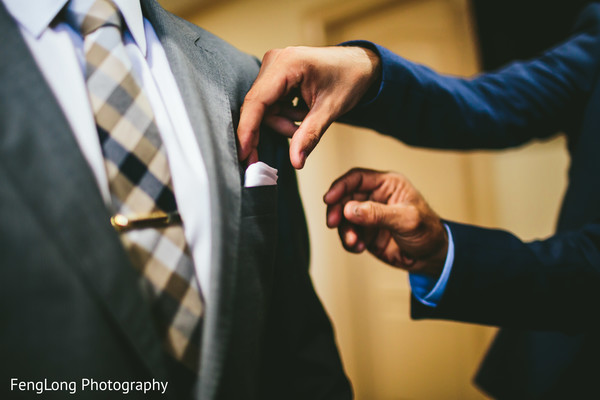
[246,149,259,166]
[238,93,267,162]
[239,45,382,167]
[237,106,262,164]
[337,221,366,253]
[324,169,381,230]
[262,100,308,137]
[288,107,334,169]
[339,200,426,270]
[337,222,413,269]
[369,234,414,269]
[324,167,448,275]
[326,202,344,228]
[369,229,392,258]
[343,200,419,235]
[237,50,299,162]
[264,115,299,137]
[342,198,448,274]
[326,192,368,228]
[324,168,383,205]
[275,98,309,121]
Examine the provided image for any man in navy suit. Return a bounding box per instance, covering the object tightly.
[237,3,600,398]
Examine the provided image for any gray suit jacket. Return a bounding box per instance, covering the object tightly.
[0,1,352,399]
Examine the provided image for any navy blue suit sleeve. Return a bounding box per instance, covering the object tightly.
[342,4,600,150]
[411,221,600,331]
[338,4,600,332]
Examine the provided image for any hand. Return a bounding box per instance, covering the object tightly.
[238,46,381,169]
[324,168,448,277]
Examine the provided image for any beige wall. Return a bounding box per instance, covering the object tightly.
[171,0,570,398]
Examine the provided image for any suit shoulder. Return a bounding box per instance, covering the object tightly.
[155,10,284,148]
[198,29,260,73]
[171,17,260,98]
[573,3,600,34]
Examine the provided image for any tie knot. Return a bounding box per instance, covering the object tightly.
[66,0,123,37]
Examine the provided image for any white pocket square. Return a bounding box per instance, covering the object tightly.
[244,161,278,187]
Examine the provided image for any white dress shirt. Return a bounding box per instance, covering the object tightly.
[2,0,214,298]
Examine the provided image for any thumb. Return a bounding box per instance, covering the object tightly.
[288,108,332,169]
[344,200,419,234]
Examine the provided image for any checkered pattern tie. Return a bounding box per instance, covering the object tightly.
[66,0,203,372]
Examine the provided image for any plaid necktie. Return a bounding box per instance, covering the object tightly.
[66,0,204,372]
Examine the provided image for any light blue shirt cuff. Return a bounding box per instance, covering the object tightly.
[409,224,454,307]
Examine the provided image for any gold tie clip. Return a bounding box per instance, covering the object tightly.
[110,211,182,232]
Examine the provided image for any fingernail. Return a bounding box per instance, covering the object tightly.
[352,204,362,216]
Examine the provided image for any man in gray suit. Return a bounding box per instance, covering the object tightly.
[0,0,352,399]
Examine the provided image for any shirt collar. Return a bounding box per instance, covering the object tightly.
[1,0,147,56]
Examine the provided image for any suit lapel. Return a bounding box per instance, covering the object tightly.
[0,3,167,382]
[142,2,243,399]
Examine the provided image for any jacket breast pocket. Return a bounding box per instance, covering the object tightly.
[226,185,279,397]
[239,185,278,306]
[242,185,278,218]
